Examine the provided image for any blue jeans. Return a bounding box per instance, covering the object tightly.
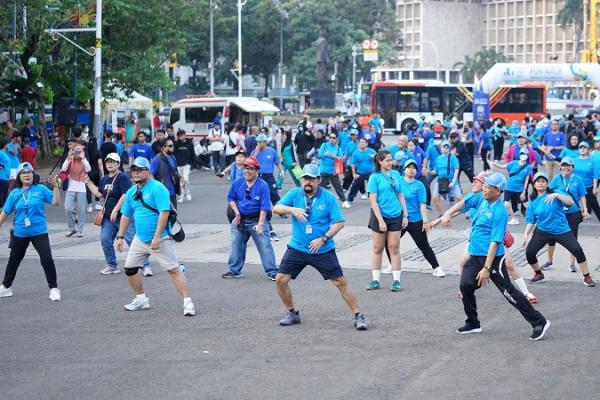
[227,219,277,276]
[100,219,149,269]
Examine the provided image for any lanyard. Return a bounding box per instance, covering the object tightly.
[560,174,571,194]
[21,188,32,208]
[472,199,501,225]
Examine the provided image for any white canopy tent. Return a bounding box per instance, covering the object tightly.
[102,90,154,132]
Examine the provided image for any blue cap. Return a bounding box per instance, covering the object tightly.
[256,134,268,142]
[484,172,507,191]
[403,159,417,169]
[579,141,589,148]
[517,132,527,138]
[301,164,320,178]
[560,157,574,166]
[131,157,151,169]
[350,129,359,135]
[394,150,406,161]
[533,171,548,182]
[17,162,34,174]
[441,140,451,147]
[519,147,529,155]
[594,135,600,142]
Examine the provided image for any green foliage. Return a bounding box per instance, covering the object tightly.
[453,48,514,82]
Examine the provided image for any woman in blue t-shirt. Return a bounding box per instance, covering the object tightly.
[574,141,600,222]
[345,138,376,205]
[502,147,532,225]
[0,162,62,301]
[365,150,408,292]
[522,172,595,287]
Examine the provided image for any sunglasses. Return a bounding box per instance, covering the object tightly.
[166,145,174,148]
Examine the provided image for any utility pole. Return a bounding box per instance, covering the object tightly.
[209,0,216,94]
[352,45,359,115]
[237,0,247,97]
[93,0,102,139]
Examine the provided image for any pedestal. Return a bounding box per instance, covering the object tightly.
[310,87,335,109]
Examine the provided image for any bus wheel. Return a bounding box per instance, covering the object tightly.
[401,118,416,133]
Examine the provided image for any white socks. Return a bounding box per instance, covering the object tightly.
[513,277,529,295]
[183,297,192,303]
[372,270,381,281]
[136,293,147,300]
[392,270,402,281]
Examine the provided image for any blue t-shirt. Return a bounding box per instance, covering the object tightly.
[0,150,11,180]
[3,185,54,237]
[558,147,579,159]
[400,178,426,222]
[549,174,586,214]
[479,130,491,150]
[129,143,153,161]
[342,140,359,160]
[254,147,280,175]
[463,191,484,219]
[469,199,507,257]
[7,143,20,168]
[542,131,566,160]
[573,156,595,188]
[350,148,376,175]
[505,161,532,193]
[425,145,441,167]
[277,187,345,254]
[338,130,351,149]
[526,192,571,235]
[367,170,403,218]
[121,179,171,243]
[368,118,382,134]
[227,162,244,182]
[98,172,132,219]
[434,154,459,179]
[227,177,272,216]
[592,152,600,180]
[411,146,426,178]
[318,142,342,175]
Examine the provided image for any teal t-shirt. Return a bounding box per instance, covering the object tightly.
[505,161,532,193]
[367,170,403,218]
[121,179,171,243]
[3,185,54,237]
[573,156,594,188]
[0,150,11,180]
[350,148,376,175]
[549,174,586,214]
[525,192,572,235]
[434,154,459,179]
[400,178,426,222]
[468,199,507,257]
[318,142,342,175]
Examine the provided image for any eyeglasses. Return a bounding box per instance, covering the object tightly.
[131,168,147,173]
[329,136,337,140]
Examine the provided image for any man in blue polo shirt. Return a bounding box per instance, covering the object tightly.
[223,156,277,280]
[253,133,282,241]
[541,119,566,181]
[128,132,153,169]
[273,164,368,331]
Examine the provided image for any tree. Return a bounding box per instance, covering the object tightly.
[556,0,584,62]
[454,48,513,82]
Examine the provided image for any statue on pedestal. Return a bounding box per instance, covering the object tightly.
[315,28,330,89]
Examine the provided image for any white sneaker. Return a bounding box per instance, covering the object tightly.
[185,194,192,201]
[381,265,393,274]
[432,266,446,278]
[100,266,121,275]
[177,197,184,203]
[507,218,519,225]
[0,285,13,298]
[95,203,103,211]
[87,205,93,213]
[342,201,352,208]
[143,267,153,277]
[361,194,368,200]
[183,299,196,316]
[124,296,150,311]
[49,288,61,301]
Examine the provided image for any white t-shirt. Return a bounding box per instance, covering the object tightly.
[225,130,241,156]
[209,130,225,152]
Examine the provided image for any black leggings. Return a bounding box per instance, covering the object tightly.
[526,228,586,265]
[586,186,600,223]
[3,233,57,289]
[480,148,490,171]
[400,221,439,269]
[417,175,432,206]
[493,136,505,161]
[320,173,346,201]
[347,173,370,202]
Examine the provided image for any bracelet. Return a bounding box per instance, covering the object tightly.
[116,236,124,240]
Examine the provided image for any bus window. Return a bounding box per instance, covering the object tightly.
[169,108,180,125]
[185,107,219,123]
[528,88,544,113]
[376,88,398,129]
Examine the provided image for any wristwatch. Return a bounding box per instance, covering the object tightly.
[321,235,329,243]
[485,265,492,271]
[116,236,124,240]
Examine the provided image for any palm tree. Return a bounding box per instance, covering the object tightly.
[556,0,584,62]
[454,48,513,83]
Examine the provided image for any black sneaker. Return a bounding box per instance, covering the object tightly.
[529,320,551,341]
[530,273,545,284]
[222,271,243,279]
[456,324,482,334]
[584,275,596,287]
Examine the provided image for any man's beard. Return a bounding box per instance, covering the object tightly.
[304,184,314,194]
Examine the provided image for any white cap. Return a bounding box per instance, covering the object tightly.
[105,153,121,163]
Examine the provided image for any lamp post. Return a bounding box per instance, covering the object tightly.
[209,0,217,94]
[237,0,248,97]
[423,40,440,82]
[351,45,360,115]
[272,0,288,109]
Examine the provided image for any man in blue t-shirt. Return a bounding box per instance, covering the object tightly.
[541,120,566,181]
[273,164,368,331]
[253,133,282,241]
[223,155,277,280]
[115,157,195,317]
[128,132,153,169]
[457,173,549,340]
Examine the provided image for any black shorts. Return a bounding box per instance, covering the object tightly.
[503,190,523,203]
[549,212,582,244]
[368,210,403,233]
[278,246,344,280]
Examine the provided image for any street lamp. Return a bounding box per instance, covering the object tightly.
[423,40,440,82]
[209,0,217,94]
[237,0,247,97]
[273,0,288,109]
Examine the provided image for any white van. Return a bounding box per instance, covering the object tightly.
[169,96,279,138]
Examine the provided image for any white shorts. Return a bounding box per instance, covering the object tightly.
[9,169,17,180]
[124,236,179,271]
[177,165,190,182]
[431,177,462,198]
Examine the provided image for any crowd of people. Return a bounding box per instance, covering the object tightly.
[1,110,599,340]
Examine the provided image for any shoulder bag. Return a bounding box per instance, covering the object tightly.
[437,155,452,195]
[94,173,120,226]
[134,189,185,242]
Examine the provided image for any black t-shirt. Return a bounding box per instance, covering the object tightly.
[294,131,315,154]
[98,172,132,220]
[100,142,118,161]
[152,140,162,156]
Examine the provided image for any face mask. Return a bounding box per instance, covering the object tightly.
[519,154,528,161]
[434,140,442,146]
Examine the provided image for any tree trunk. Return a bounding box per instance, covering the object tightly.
[263,73,269,99]
[36,97,50,158]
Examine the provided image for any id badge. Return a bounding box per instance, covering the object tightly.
[24,217,31,227]
[305,224,313,235]
[563,206,569,212]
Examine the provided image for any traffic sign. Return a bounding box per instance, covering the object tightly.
[362,40,371,50]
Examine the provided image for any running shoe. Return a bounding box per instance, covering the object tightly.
[361,194,368,200]
[49,288,61,302]
[529,320,551,341]
[525,293,537,304]
[390,280,401,292]
[222,271,243,279]
[456,324,482,334]
[270,231,280,242]
[366,280,380,290]
[268,274,277,281]
[584,275,596,287]
[87,205,93,213]
[143,267,153,277]
[507,218,519,225]
[75,232,83,238]
[124,297,150,311]
[0,285,13,298]
[183,299,196,316]
[177,196,184,203]
[100,266,121,275]
[569,264,578,273]
[540,261,553,270]
[64,231,76,237]
[342,201,352,209]
[432,266,446,278]
[530,273,545,284]
[354,313,368,330]
[185,194,192,201]
[279,310,301,326]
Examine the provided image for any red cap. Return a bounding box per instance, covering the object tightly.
[243,156,260,169]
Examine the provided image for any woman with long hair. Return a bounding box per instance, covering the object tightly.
[523,172,595,287]
[61,143,91,237]
[366,150,408,292]
[0,162,62,300]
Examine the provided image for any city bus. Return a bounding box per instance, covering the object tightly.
[364,81,546,133]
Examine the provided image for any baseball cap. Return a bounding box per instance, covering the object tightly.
[403,159,417,169]
[301,164,320,178]
[560,157,574,166]
[519,147,529,155]
[243,156,260,169]
[235,149,247,156]
[23,137,31,144]
[594,135,600,142]
[578,141,589,148]
[131,157,151,170]
[441,140,451,148]
[533,171,548,182]
[17,162,34,174]
[394,150,406,161]
[350,129,359,135]
[517,132,527,138]
[256,134,268,142]
[105,153,121,163]
[484,172,507,191]
[449,132,459,139]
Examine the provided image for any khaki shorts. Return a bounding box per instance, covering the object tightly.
[124,236,179,271]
